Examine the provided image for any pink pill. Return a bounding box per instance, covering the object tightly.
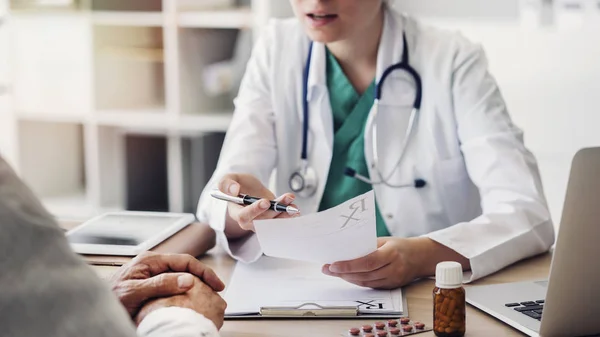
[349,327,361,336]
[389,327,401,335]
[388,320,398,327]
[377,331,388,337]
[362,325,373,332]
[400,317,411,324]
[402,325,413,332]
[415,322,425,329]
[375,322,386,330]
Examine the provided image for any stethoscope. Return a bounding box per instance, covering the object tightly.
[289,33,427,198]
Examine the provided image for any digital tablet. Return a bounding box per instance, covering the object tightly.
[66,211,195,256]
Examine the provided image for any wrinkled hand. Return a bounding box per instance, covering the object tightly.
[219,173,298,232]
[135,276,227,329]
[322,237,422,289]
[110,252,225,317]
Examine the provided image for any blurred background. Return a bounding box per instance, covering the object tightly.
[0,0,598,234]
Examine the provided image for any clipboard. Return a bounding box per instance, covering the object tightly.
[223,257,408,319]
[260,303,358,317]
[226,297,408,319]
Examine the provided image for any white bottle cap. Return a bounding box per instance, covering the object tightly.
[435,261,463,289]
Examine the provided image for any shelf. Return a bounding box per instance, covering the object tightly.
[10,4,80,13]
[95,111,233,133]
[179,113,233,133]
[90,0,161,12]
[2,0,276,223]
[92,11,163,27]
[16,110,89,123]
[178,8,252,28]
[95,111,233,134]
[96,108,169,131]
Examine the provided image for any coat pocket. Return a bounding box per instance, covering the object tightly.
[436,156,481,226]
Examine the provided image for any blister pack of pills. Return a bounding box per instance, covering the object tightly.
[347,318,432,336]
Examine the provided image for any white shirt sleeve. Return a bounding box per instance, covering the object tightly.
[137,307,220,337]
[426,36,555,282]
[199,196,263,264]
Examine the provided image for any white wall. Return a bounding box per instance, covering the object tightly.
[394,0,520,19]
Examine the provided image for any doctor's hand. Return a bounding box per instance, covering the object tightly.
[322,237,470,289]
[219,173,298,234]
[321,237,420,289]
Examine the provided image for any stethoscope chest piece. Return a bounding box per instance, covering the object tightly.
[289,165,318,198]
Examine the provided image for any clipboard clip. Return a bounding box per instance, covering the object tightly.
[260,302,358,317]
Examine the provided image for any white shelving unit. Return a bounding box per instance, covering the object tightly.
[92,11,165,26]
[1,0,292,220]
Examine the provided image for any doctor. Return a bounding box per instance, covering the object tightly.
[197,0,555,289]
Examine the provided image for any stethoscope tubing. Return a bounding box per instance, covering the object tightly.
[295,32,424,193]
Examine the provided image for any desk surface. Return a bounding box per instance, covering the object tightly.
[93,250,551,337]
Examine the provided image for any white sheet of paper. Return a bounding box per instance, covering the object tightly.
[224,256,404,317]
[254,190,377,264]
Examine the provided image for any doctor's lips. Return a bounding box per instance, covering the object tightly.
[306,12,338,27]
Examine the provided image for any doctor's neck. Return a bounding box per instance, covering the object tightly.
[326,7,384,94]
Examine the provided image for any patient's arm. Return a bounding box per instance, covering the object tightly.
[0,156,222,337]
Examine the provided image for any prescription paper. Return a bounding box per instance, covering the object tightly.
[224,256,404,317]
[254,190,377,264]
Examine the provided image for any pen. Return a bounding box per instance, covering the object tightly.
[210,190,300,215]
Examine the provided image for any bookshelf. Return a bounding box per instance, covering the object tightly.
[0,0,292,220]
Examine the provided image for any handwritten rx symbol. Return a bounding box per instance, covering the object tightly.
[340,198,367,229]
[356,300,384,310]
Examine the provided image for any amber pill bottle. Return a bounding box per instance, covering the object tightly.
[433,262,466,337]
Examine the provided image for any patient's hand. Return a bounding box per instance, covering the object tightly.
[110,252,225,317]
[135,276,227,329]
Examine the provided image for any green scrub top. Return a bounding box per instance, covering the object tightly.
[318,49,391,237]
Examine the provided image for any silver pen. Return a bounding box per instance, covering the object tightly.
[210,190,300,215]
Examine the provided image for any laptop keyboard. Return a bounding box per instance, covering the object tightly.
[505,300,545,320]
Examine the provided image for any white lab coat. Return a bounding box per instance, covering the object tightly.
[197,7,555,282]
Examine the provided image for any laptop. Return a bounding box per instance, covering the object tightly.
[466,147,600,337]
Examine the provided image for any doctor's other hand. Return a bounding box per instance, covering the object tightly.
[322,237,470,289]
[135,276,227,329]
[218,173,298,234]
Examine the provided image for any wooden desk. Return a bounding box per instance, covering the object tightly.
[94,250,552,337]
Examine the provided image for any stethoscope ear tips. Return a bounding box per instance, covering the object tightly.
[414,179,427,188]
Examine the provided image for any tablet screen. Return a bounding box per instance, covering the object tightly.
[67,214,185,246]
